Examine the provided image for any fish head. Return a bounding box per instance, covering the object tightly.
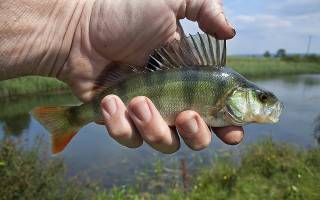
[225,86,283,125]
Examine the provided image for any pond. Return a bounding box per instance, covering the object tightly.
[1,74,320,187]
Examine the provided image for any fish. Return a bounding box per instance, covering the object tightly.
[31,27,283,154]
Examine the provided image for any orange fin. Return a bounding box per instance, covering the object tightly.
[31,106,81,155]
[51,129,79,154]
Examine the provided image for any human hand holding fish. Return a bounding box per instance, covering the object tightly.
[1,0,282,154]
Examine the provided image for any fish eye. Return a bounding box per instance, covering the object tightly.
[258,93,268,103]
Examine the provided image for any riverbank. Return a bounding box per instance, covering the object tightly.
[97,139,320,200]
[0,76,69,98]
[0,57,320,97]
[1,139,319,200]
[228,56,320,78]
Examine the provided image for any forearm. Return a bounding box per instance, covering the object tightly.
[0,0,86,80]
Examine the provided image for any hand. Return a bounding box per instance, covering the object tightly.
[100,95,244,153]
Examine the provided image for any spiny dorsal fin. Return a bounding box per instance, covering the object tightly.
[150,33,227,69]
[94,24,227,91]
[94,62,147,92]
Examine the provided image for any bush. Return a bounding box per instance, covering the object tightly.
[281,54,320,63]
[1,138,320,200]
[94,140,320,200]
[0,140,96,200]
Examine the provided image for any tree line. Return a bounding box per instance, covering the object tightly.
[263,49,320,63]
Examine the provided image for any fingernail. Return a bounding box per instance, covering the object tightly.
[180,117,198,134]
[101,97,117,120]
[173,31,181,41]
[130,98,151,122]
[232,28,236,36]
[225,17,236,36]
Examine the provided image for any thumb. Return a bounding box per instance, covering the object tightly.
[180,0,235,39]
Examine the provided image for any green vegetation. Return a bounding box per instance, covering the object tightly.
[1,139,319,200]
[95,140,320,200]
[0,76,69,97]
[0,57,319,97]
[281,54,320,63]
[0,139,99,200]
[228,57,320,78]
[0,92,79,118]
[0,93,79,137]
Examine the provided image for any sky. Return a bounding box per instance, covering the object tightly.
[181,0,320,55]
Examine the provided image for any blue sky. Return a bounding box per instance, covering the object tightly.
[181,0,320,55]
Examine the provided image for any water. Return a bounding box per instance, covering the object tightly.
[1,74,320,187]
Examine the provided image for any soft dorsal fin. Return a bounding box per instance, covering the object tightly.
[150,32,227,70]
[94,23,227,90]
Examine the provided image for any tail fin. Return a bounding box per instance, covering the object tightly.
[31,106,81,154]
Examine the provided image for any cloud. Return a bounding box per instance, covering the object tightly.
[234,15,255,23]
[270,0,320,16]
[234,14,292,29]
[182,0,320,54]
[288,13,320,36]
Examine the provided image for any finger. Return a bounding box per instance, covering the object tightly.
[183,0,235,39]
[213,126,244,145]
[101,95,143,148]
[128,96,180,154]
[175,110,211,151]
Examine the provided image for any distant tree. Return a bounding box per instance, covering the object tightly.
[275,49,286,58]
[263,51,271,58]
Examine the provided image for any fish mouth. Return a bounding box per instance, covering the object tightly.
[224,101,283,125]
[252,101,283,124]
[268,101,283,123]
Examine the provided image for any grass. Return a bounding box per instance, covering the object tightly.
[228,57,320,78]
[1,139,319,200]
[0,57,319,97]
[185,141,320,200]
[0,76,69,98]
[94,139,320,200]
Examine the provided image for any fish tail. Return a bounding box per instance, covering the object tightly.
[31,106,84,154]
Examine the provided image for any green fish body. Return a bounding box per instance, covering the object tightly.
[93,66,252,127]
[32,31,283,154]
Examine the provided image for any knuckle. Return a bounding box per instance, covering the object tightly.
[160,145,180,154]
[144,126,168,145]
[189,142,209,151]
[108,126,132,140]
[186,136,211,151]
[125,140,143,149]
[145,134,165,145]
[226,136,243,145]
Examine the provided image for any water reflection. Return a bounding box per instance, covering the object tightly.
[0,92,79,138]
[313,114,320,145]
[280,75,320,86]
[0,114,30,137]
